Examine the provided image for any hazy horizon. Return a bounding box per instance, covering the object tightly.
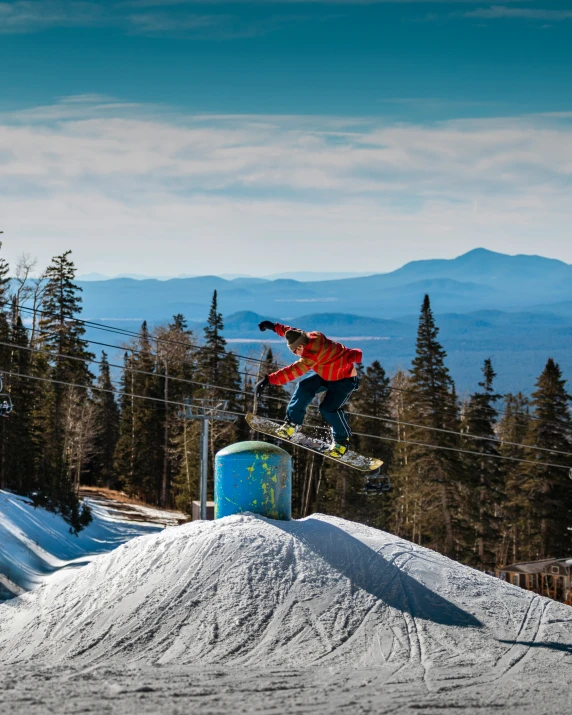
[69,247,572,282]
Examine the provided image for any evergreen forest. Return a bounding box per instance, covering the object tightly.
[1,247,571,568]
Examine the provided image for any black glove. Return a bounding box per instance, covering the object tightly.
[255,375,269,398]
[258,320,275,332]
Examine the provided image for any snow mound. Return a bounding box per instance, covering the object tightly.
[0,490,167,598]
[1,513,572,675]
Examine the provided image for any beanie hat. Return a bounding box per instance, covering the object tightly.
[285,329,309,353]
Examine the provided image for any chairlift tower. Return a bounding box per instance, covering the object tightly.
[180,397,236,520]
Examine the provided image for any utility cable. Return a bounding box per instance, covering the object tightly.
[3,338,572,460]
[348,410,572,459]
[0,338,252,399]
[13,320,263,384]
[6,298,571,434]
[352,431,571,472]
[6,300,267,366]
[0,370,239,418]
[5,310,540,439]
[7,299,563,430]
[3,369,571,473]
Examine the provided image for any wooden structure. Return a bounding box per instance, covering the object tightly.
[191,500,215,521]
[496,558,572,605]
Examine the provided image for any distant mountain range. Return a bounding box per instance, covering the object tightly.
[75,249,572,395]
[196,309,572,396]
[78,248,572,322]
[78,271,371,282]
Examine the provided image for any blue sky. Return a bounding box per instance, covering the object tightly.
[1,0,571,275]
[3,1,572,117]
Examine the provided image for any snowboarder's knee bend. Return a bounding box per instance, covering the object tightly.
[320,405,351,442]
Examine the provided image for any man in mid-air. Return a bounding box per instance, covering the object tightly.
[255,320,362,458]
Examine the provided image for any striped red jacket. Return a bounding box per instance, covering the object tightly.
[267,323,363,386]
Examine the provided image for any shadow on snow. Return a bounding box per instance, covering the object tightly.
[273,518,482,629]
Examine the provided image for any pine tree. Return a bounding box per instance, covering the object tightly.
[460,359,503,569]
[519,359,572,559]
[30,251,93,530]
[38,251,93,387]
[499,393,531,455]
[388,370,423,541]
[155,315,196,509]
[0,313,37,494]
[197,291,226,387]
[0,243,12,420]
[497,393,530,564]
[114,351,136,491]
[36,251,93,485]
[399,294,461,556]
[115,322,163,502]
[323,361,395,528]
[0,245,12,488]
[89,352,120,488]
[193,292,242,500]
[351,361,394,467]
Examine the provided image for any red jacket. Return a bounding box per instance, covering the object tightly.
[268,323,363,386]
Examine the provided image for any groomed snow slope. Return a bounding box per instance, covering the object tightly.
[1,512,572,690]
[0,490,169,598]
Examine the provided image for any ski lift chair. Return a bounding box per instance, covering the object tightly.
[0,375,13,417]
[361,468,391,495]
[0,394,12,417]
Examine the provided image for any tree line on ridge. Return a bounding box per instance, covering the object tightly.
[0,247,571,570]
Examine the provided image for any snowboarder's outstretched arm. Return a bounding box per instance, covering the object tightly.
[257,320,312,389]
[268,358,313,385]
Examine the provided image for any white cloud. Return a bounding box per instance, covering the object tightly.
[0,98,571,274]
[123,0,535,5]
[126,11,224,33]
[463,5,572,20]
[0,0,105,33]
[124,11,300,37]
[0,0,544,36]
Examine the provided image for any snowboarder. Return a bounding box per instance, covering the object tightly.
[255,321,363,458]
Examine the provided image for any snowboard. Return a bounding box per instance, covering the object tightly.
[246,413,384,473]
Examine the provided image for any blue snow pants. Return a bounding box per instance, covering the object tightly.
[286,373,360,443]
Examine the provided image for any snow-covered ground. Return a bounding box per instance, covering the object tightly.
[0,489,179,600]
[1,512,572,713]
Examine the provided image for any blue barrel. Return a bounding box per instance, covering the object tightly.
[215,441,292,520]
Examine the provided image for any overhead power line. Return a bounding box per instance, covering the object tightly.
[1,370,238,418]
[349,410,572,459]
[4,298,570,432]
[13,319,263,384]
[7,298,563,430]
[0,338,249,398]
[2,338,572,461]
[4,337,572,459]
[2,369,571,473]
[6,300,267,366]
[352,431,572,472]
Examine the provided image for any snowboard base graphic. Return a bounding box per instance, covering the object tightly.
[246,413,384,473]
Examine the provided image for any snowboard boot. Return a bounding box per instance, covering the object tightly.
[329,438,350,459]
[277,420,298,440]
